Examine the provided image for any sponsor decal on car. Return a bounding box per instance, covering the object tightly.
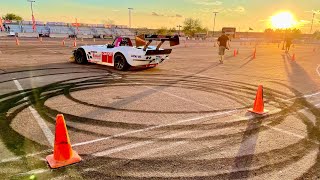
[92,53,101,59]
[102,52,113,63]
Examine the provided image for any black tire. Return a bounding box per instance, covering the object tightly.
[114,53,130,71]
[75,48,88,64]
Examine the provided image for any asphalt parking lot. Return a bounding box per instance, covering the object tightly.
[0,37,320,179]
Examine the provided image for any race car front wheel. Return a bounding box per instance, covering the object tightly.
[114,53,130,71]
[75,48,88,64]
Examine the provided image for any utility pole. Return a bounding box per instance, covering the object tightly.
[310,12,316,34]
[177,25,182,36]
[213,12,219,38]
[128,8,133,28]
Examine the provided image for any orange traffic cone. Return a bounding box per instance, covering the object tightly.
[292,53,295,61]
[253,48,256,59]
[46,114,81,169]
[73,38,77,47]
[15,37,20,46]
[248,85,269,115]
[234,49,237,57]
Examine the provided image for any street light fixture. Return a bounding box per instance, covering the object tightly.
[128,8,133,28]
[27,0,35,32]
[213,12,219,38]
[310,12,316,34]
[177,25,182,36]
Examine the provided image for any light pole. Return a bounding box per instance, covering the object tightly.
[310,12,316,34]
[213,12,218,38]
[128,8,133,28]
[177,25,182,36]
[27,0,35,32]
[27,0,35,15]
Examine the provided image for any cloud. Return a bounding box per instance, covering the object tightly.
[151,12,183,18]
[193,0,222,6]
[234,6,245,13]
[152,12,164,16]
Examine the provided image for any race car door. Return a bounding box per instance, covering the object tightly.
[101,52,113,65]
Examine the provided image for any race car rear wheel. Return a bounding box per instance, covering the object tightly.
[114,53,130,71]
[75,48,88,64]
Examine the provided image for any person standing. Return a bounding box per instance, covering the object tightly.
[284,36,292,53]
[217,31,230,64]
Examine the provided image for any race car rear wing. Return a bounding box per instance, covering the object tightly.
[135,34,180,51]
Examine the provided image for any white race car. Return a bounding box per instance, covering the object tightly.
[73,35,180,71]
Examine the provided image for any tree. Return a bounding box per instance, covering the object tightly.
[168,27,176,35]
[156,27,168,35]
[313,30,320,40]
[2,13,23,21]
[183,18,206,37]
[264,28,302,39]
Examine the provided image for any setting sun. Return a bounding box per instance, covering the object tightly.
[271,12,297,29]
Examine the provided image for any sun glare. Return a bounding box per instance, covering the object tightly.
[271,12,297,29]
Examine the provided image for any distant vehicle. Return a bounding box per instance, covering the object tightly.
[222,27,236,38]
[72,35,179,71]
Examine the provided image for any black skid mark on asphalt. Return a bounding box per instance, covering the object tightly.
[268,81,320,179]
[0,70,119,174]
[55,139,316,180]
[1,64,317,179]
[0,65,113,76]
[0,70,106,84]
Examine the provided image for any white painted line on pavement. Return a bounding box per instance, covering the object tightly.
[143,86,215,109]
[13,79,54,147]
[17,168,49,177]
[94,141,153,157]
[172,68,320,102]
[134,141,187,159]
[73,109,238,147]
[94,130,194,157]
[0,149,51,163]
[263,124,319,145]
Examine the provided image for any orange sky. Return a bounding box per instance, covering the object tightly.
[1,0,320,33]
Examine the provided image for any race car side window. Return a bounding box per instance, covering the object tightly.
[119,38,133,47]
